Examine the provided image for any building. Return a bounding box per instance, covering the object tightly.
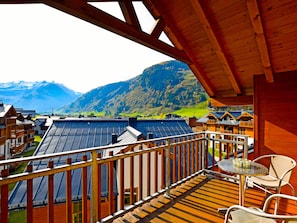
[0,102,34,165]
[189,110,254,156]
[191,110,254,138]
[9,117,194,222]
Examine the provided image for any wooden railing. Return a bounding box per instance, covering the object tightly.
[239,120,254,127]
[0,131,249,223]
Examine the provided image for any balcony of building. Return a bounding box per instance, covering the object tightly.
[2,131,295,223]
[10,143,25,155]
[9,129,25,139]
[239,121,254,128]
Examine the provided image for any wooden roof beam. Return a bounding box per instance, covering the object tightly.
[43,0,190,64]
[144,0,216,97]
[191,0,242,96]
[210,96,254,107]
[150,18,165,39]
[247,0,274,83]
[118,0,141,31]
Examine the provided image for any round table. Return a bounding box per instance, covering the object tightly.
[218,158,268,206]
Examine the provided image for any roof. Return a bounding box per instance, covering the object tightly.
[4,0,295,106]
[0,104,13,118]
[8,118,193,209]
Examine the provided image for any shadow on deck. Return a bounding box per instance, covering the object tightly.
[113,173,296,223]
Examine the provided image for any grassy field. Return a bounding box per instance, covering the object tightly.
[66,101,210,119]
[172,102,209,118]
[122,101,209,118]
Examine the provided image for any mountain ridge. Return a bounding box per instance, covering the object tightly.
[0,60,208,115]
[0,81,82,113]
[61,60,208,116]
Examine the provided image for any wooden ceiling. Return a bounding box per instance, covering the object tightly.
[2,0,297,106]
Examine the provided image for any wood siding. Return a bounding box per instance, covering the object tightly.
[254,71,297,193]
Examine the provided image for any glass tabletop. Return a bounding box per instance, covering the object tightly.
[218,158,268,176]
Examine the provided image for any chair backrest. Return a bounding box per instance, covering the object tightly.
[269,155,296,182]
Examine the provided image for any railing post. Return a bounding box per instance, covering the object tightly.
[66,158,72,223]
[47,161,54,223]
[108,151,114,215]
[82,155,88,223]
[26,164,33,223]
[91,150,98,223]
[202,132,206,169]
[0,169,9,223]
[244,135,248,159]
[165,139,171,197]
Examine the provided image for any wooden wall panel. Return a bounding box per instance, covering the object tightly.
[254,71,297,193]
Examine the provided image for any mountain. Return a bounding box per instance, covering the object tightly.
[61,60,208,115]
[0,81,82,113]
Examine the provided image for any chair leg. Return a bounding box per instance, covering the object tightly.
[288,183,296,196]
[274,187,282,214]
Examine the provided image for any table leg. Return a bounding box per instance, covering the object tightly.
[239,175,246,206]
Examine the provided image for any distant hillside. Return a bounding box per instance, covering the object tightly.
[0,81,81,113]
[61,60,208,116]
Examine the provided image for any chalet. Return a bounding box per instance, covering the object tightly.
[0,102,34,164]
[191,110,254,138]
[8,117,194,222]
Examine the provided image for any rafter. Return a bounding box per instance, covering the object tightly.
[191,0,242,96]
[118,0,141,30]
[247,0,274,83]
[150,18,165,39]
[210,96,253,107]
[42,0,190,64]
[144,0,216,97]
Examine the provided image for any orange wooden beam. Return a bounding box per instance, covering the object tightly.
[191,0,242,96]
[210,95,254,107]
[247,0,274,83]
[43,0,191,64]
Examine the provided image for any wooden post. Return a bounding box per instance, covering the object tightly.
[47,161,54,223]
[108,151,114,214]
[82,155,88,223]
[91,151,98,223]
[66,158,72,223]
[138,145,143,201]
[97,153,102,220]
[1,169,9,223]
[130,148,134,204]
[26,165,33,223]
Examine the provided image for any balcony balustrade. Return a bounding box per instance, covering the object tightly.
[239,120,254,128]
[0,131,249,223]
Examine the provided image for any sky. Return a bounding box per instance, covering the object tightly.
[0,2,172,93]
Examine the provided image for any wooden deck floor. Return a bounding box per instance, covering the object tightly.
[113,174,297,223]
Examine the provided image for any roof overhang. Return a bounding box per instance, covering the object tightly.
[2,0,297,106]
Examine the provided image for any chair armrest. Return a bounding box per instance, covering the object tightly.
[224,204,297,223]
[263,193,297,212]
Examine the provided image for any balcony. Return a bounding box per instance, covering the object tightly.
[239,121,254,128]
[0,132,295,223]
[9,129,25,139]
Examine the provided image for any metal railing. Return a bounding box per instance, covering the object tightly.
[0,131,249,223]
